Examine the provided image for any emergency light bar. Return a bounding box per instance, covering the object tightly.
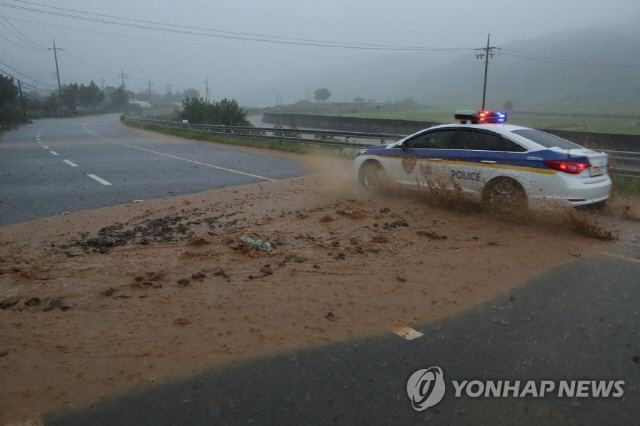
[455,110,507,124]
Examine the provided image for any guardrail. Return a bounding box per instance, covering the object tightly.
[603,150,640,179]
[126,117,640,179]
[125,117,405,148]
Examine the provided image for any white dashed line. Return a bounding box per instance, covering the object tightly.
[63,160,78,167]
[42,145,48,149]
[83,123,274,181]
[50,151,59,156]
[87,174,112,186]
[393,327,424,340]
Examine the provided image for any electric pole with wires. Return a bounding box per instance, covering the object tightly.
[48,39,63,117]
[474,34,500,110]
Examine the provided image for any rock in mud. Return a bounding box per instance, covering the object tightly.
[43,298,64,312]
[0,296,19,309]
[177,278,191,286]
[24,297,41,307]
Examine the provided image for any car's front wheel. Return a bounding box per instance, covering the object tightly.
[483,177,528,211]
[359,161,388,191]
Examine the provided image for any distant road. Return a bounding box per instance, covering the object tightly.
[0,114,306,226]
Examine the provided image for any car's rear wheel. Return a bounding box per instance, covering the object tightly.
[483,177,527,211]
[359,161,388,191]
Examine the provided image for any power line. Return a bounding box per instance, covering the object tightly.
[0,1,474,51]
[3,15,460,66]
[0,57,53,86]
[501,49,640,68]
[0,11,42,49]
[0,67,51,92]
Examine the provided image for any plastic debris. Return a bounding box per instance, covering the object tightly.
[240,236,274,251]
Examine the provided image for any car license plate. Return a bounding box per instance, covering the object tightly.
[588,166,605,177]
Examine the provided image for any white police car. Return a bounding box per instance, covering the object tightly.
[354,110,611,209]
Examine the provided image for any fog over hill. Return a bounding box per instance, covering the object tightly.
[247,20,640,109]
[410,21,640,109]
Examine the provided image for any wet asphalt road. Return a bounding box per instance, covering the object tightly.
[44,243,640,426]
[0,115,306,227]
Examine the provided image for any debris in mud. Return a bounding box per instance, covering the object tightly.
[416,230,447,240]
[371,235,389,244]
[173,318,190,326]
[43,298,63,312]
[379,208,391,214]
[214,269,232,281]
[100,287,116,297]
[336,208,367,219]
[59,211,236,254]
[0,350,8,357]
[633,355,640,364]
[296,234,320,242]
[0,296,19,309]
[272,237,289,248]
[313,264,321,269]
[191,272,206,282]
[24,297,41,307]
[383,220,409,230]
[176,278,191,286]
[240,235,274,251]
[132,272,165,289]
[320,215,334,223]
[325,311,337,321]
[249,264,274,279]
[116,294,132,299]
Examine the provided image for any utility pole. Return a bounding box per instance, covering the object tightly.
[203,78,209,103]
[166,84,172,95]
[474,33,499,110]
[148,80,153,107]
[48,39,63,117]
[17,79,27,121]
[100,77,105,90]
[119,69,128,89]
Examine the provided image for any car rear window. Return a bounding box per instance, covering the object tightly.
[511,129,583,150]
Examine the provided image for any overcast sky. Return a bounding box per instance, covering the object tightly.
[1,0,638,105]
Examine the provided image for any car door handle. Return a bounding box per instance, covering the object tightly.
[480,160,497,164]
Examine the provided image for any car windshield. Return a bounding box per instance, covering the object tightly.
[512,129,583,150]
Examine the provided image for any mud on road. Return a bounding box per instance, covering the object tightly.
[0,157,636,424]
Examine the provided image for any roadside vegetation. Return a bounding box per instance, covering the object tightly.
[123,117,354,158]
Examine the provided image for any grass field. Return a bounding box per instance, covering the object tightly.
[314,106,640,135]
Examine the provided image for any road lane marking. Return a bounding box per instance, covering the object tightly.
[602,252,640,264]
[42,145,48,149]
[63,160,78,167]
[83,123,274,181]
[87,174,112,186]
[50,151,59,156]
[393,326,424,340]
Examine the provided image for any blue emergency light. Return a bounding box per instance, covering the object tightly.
[455,110,507,124]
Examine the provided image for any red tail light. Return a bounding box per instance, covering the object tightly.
[544,160,589,174]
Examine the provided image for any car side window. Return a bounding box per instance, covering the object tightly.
[456,130,527,152]
[404,130,456,149]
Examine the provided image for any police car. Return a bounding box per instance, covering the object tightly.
[354,110,611,209]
